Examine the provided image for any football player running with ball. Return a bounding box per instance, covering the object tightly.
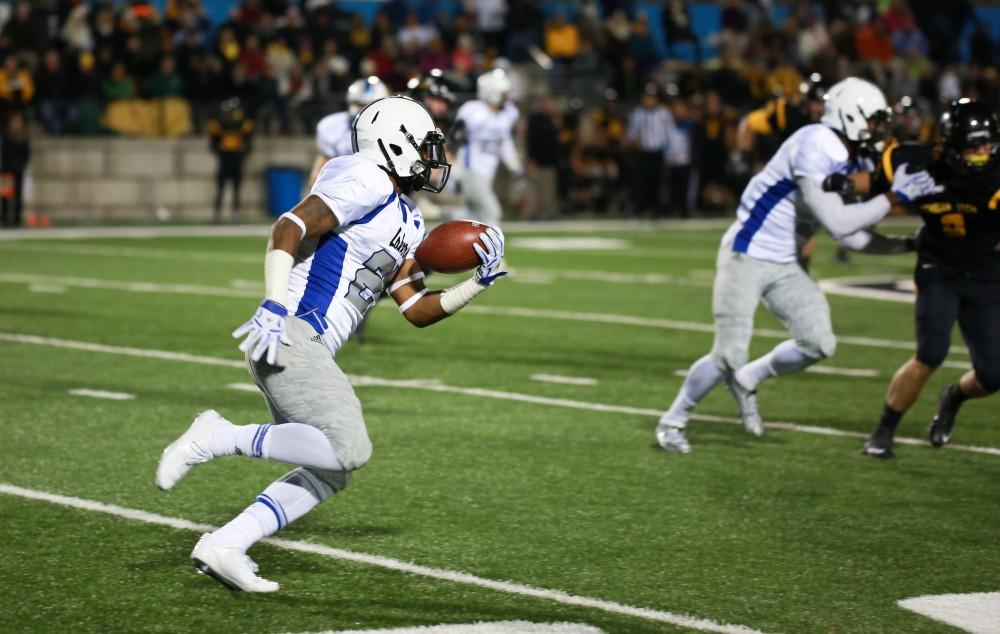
[156,96,506,592]
[863,99,1000,458]
[656,78,942,454]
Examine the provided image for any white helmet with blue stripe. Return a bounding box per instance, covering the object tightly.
[347,76,390,116]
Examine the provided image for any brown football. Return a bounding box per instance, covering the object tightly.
[414,220,487,274]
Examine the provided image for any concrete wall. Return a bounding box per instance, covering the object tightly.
[30,137,316,222]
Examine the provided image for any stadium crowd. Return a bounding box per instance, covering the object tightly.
[0,0,995,217]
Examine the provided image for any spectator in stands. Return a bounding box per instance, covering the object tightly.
[662,0,701,61]
[35,50,74,135]
[0,57,35,121]
[476,0,508,53]
[102,63,137,103]
[626,84,674,217]
[0,111,30,229]
[891,13,929,59]
[857,17,896,64]
[526,95,562,220]
[695,90,736,212]
[2,3,45,63]
[148,57,185,98]
[629,13,661,85]
[665,97,694,218]
[398,12,438,50]
[545,11,581,66]
[419,38,451,74]
[72,52,104,135]
[208,98,253,224]
[187,54,222,133]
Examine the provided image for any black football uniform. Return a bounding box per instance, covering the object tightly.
[876,141,1000,391]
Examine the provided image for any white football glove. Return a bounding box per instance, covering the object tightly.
[232,300,292,366]
[473,226,507,286]
[891,163,943,204]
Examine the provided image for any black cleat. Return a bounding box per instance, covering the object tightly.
[862,424,896,459]
[928,386,962,447]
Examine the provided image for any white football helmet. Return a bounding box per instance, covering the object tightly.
[346,76,390,115]
[821,77,891,150]
[477,69,511,107]
[352,96,451,193]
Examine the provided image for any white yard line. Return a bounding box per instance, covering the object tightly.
[1,273,952,356]
[531,374,599,386]
[898,592,1000,634]
[2,332,997,458]
[68,388,135,401]
[0,483,766,634]
[0,219,740,242]
[675,365,879,379]
[288,622,606,634]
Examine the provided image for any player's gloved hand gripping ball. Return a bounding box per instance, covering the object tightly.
[232,300,292,365]
[415,220,507,285]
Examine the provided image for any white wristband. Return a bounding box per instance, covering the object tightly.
[279,212,307,240]
[439,277,487,314]
[264,249,294,306]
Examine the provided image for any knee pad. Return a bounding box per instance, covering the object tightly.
[282,467,336,501]
[301,466,353,496]
[799,331,836,361]
[711,342,748,374]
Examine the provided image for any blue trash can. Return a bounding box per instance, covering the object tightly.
[265,166,305,217]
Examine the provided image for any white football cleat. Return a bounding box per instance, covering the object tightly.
[156,410,228,490]
[725,376,764,437]
[190,534,279,593]
[656,422,691,454]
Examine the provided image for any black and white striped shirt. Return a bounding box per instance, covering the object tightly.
[627,105,676,152]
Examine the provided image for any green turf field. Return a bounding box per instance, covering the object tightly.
[1,222,997,634]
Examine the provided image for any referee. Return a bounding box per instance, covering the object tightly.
[627,84,675,218]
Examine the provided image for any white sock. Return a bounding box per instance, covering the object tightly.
[261,423,344,471]
[662,354,724,427]
[211,468,334,552]
[208,420,343,470]
[734,339,814,391]
[204,418,267,458]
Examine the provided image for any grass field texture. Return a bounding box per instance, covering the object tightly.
[1,222,998,634]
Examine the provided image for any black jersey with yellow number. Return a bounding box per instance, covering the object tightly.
[877,141,1000,279]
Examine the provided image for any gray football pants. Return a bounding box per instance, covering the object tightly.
[460,169,502,225]
[246,317,371,493]
[710,247,836,373]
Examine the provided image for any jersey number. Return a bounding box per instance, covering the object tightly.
[940,213,967,238]
[345,249,397,314]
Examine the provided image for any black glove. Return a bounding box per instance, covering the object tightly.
[822,173,855,197]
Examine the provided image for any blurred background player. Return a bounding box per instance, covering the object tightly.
[452,68,522,225]
[308,76,389,186]
[156,95,508,592]
[655,78,941,454]
[863,99,1000,458]
[207,98,253,225]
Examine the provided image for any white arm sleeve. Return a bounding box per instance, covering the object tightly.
[838,230,873,251]
[500,134,522,174]
[797,177,892,240]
